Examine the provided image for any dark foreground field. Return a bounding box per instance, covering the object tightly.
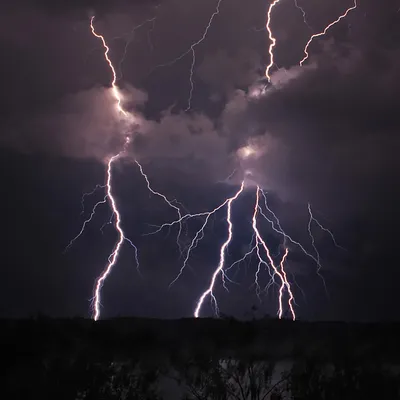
[2,317,400,399]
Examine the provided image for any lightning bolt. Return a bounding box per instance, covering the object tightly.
[89,17,140,320]
[265,0,282,81]
[251,186,295,320]
[278,247,295,320]
[67,16,184,320]
[151,0,224,111]
[90,16,128,117]
[147,173,339,320]
[193,184,296,320]
[75,1,349,321]
[299,0,358,66]
[93,147,133,321]
[194,182,245,318]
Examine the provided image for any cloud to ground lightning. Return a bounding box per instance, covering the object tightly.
[66,16,187,321]
[93,144,131,321]
[149,177,338,320]
[251,186,295,320]
[65,0,350,321]
[194,181,245,318]
[79,17,137,320]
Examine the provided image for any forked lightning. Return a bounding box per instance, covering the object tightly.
[66,0,350,320]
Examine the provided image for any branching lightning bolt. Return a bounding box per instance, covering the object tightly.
[89,17,140,320]
[299,0,358,66]
[67,16,184,321]
[151,0,223,111]
[68,0,351,322]
[194,182,245,318]
[192,184,296,320]
[251,187,295,320]
[142,175,340,319]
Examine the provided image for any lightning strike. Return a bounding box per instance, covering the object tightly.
[151,0,224,111]
[93,150,129,321]
[73,2,348,321]
[90,16,127,117]
[194,182,244,318]
[265,0,282,81]
[193,184,296,320]
[299,0,358,66]
[278,247,295,320]
[68,16,186,320]
[251,187,295,320]
[87,17,143,320]
[144,174,338,319]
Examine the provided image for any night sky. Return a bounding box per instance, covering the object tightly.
[1,0,400,321]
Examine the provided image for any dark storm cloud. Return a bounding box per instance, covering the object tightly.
[1,2,398,206]
[197,48,262,98]
[241,43,400,218]
[2,0,399,207]
[5,85,147,160]
[0,0,269,171]
[17,0,160,17]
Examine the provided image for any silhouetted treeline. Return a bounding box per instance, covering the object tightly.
[2,316,400,399]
